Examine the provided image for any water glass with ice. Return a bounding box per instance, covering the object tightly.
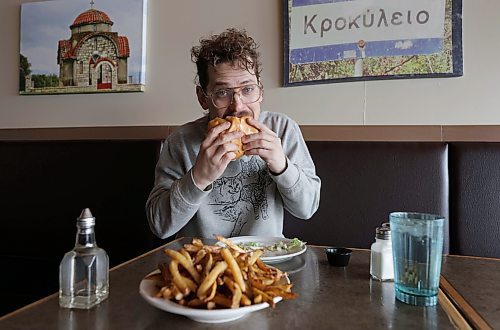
[390,212,444,306]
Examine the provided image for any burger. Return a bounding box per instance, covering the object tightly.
[207,116,259,159]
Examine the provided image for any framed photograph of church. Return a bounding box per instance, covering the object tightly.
[19,0,148,95]
[283,0,463,86]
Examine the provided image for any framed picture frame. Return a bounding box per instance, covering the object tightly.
[19,0,147,95]
[283,0,463,86]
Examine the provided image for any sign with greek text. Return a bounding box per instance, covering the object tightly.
[284,0,463,86]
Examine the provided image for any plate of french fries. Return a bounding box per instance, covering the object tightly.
[139,236,297,323]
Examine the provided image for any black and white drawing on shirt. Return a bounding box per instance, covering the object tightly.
[210,157,273,236]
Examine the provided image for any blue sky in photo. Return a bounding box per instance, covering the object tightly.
[291,38,444,64]
[20,0,146,83]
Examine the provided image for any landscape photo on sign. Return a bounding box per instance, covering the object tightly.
[285,0,462,84]
[19,0,147,95]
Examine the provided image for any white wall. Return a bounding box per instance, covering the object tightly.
[1,0,498,129]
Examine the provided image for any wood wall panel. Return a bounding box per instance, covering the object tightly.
[2,125,500,142]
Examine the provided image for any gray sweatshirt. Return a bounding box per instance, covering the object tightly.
[146,111,321,239]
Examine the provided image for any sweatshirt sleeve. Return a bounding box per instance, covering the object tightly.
[269,115,321,219]
[145,134,211,239]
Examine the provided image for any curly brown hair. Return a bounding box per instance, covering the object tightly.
[191,28,262,91]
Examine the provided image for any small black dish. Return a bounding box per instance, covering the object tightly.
[325,247,352,267]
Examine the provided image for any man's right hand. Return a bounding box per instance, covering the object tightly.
[191,121,244,190]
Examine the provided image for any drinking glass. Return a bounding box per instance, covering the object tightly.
[390,212,445,306]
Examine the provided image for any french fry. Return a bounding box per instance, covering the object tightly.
[223,276,242,308]
[240,293,252,306]
[252,287,276,308]
[183,244,202,253]
[202,245,222,253]
[250,277,275,289]
[164,249,201,283]
[155,286,166,298]
[267,289,298,300]
[231,283,242,308]
[203,252,213,278]
[160,287,173,299]
[171,284,184,301]
[221,248,246,292]
[180,248,192,264]
[192,238,203,247]
[248,249,263,266]
[169,260,197,295]
[202,281,217,302]
[215,235,247,253]
[256,258,270,272]
[197,261,228,299]
[193,249,207,265]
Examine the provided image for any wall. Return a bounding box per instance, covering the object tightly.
[1,0,499,129]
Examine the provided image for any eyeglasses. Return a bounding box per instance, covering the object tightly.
[204,84,263,109]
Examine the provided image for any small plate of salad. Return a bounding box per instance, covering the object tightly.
[228,236,307,264]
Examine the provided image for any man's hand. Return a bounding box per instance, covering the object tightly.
[242,118,287,174]
[191,121,244,189]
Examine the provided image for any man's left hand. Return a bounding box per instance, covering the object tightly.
[242,118,287,174]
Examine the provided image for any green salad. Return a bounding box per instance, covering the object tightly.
[237,238,306,257]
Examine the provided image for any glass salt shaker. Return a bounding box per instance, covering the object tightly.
[370,226,394,281]
[59,208,109,309]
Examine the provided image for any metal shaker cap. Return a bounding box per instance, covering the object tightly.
[77,208,95,227]
[376,227,391,240]
[381,222,390,228]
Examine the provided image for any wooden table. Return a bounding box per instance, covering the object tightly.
[440,255,500,329]
[3,238,497,329]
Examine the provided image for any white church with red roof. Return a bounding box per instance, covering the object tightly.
[57,1,130,90]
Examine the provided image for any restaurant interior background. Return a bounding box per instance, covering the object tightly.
[1,0,500,133]
[2,0,500,321]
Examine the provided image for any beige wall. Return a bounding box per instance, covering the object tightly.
[1,0,499,129]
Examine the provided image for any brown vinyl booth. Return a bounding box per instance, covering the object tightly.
[284,142,450,253]
[0,140,165,315]
[448,142,500,258]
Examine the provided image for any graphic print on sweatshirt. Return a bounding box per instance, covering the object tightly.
[210,157,273,236]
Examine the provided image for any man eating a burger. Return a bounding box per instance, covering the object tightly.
[146,28,321,239]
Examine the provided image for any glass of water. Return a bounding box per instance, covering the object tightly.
[390,212,445,306]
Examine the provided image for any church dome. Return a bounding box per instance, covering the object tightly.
[71,9,113,28]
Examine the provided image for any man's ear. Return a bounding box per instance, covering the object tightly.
[196,86,209,110]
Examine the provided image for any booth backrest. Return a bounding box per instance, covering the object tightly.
[0,140,165,315]
[448,142,500,259]
[284,142,450,253]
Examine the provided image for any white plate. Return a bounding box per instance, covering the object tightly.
[228,236,307,264]
[139,271,284,323]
